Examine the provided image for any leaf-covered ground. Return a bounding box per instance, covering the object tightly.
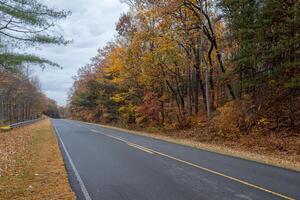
[0,119,75,200]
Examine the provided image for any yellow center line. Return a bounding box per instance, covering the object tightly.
[89,128,127,142]
[126,142,154,154]
[87,127,294,200]
[148,148,294,200]
[103,133,126,142]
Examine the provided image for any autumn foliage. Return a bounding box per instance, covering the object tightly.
[0,71,45,125]
[68,0,299,134]
[0,0,70,125]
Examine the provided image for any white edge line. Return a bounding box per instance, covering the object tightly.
[65,120,294,200]
[84,124,294,200]
[54,126,92,200]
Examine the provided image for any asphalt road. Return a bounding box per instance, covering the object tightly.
[52,119,300,200]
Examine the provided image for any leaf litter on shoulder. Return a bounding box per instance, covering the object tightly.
[0,119,75,200]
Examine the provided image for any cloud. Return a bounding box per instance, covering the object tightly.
[32,0,128,106]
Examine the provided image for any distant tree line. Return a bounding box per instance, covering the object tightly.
[43,99,67,119]
[0,69,63,124]
[0,70,44,124]
[0,0,70,125]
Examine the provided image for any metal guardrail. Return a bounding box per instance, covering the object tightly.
[9,118,42,128]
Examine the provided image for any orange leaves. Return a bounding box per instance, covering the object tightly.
[137,92,162,123]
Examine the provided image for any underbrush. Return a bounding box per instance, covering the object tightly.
[166,99,300,167]
[96,98,300,170]
[73,96,299,170]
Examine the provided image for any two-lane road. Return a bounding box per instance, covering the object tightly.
[52,119,300,200]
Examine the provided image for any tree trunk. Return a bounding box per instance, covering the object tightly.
[205,62,211,119]
[186,65,192,116]
[194,67,200,114]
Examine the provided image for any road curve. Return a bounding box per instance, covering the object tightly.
[52,119,300,200]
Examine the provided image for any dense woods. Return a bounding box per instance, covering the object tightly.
[0,69,64,124]
[0,0,69,124]
[69,0,299,134]
[0,70,44,124]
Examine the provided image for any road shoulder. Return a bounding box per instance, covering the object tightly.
[0,119,75,199]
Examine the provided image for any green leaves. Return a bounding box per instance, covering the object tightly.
[0,53,60,72]
[219,0,299,91]
[0,0,71,71]
[33,35,70,45]
[0,0,70,26]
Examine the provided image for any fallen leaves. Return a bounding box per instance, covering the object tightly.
[0,119,75,200]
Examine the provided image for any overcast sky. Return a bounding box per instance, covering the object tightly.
[33,0,128,106]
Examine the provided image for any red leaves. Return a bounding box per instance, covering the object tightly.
[137,92,162,122]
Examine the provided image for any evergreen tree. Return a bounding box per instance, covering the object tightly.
[0,0,71,70]
[218,0,299,93]
[218,0,299,129]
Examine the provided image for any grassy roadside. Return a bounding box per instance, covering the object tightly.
[0,119,75,200]
[85,122,300,172]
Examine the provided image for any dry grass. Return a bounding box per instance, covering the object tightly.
[0,119,75,200]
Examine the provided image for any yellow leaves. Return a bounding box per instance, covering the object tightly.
[136,116,147,125]
[110,89,136,104]
[118,104,138,123]
[110,93,126,103]
[213,101,243,134]
[103,46,132,86]
[104,47,123,72]
[268,80,276,87]
[118,104,136,114]
[258,118,270,126]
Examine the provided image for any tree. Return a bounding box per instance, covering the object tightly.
[0,0,71,70]
[218,0,300,130]
[0,70,47,125]
[43,98,60,118]
[0,0,71,124]
[68,0,299,131]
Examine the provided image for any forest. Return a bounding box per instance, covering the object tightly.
[0,1,299,198]
[0,0,69,125]
[68,0,299,136]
